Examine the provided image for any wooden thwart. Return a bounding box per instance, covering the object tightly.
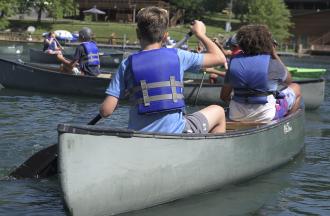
[226,121,266,131]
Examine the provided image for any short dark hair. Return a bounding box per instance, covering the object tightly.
[236,24,273,55]
[136,6,169,43]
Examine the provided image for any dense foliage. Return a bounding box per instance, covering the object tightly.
[0,0,16,29]
[245,0,292,41]
[0,0,292,41]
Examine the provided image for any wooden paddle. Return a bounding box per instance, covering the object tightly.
[9,114,102,179]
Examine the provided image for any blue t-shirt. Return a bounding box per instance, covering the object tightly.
[105,48,204,133]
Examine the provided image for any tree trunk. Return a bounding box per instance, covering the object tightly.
[170,9,184,27]
[37,7,42,23]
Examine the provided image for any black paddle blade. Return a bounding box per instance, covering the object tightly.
[9,114,102,179]
[9,144,58,179]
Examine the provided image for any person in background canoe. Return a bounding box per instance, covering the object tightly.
[61,27,101,76]
[43,32,67,62]
[100,6,227,134]
[192,40,225,84]
[204,37,228,84]
[220,24,302,122]
[206,35,244,84]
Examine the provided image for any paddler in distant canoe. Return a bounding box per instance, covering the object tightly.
[43,31,68,63]
[60,27,101,76]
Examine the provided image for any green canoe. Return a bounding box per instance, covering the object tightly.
[287,67,327,78]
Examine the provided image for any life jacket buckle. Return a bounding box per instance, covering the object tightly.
[140,80,150,106]
[170,76,178,102]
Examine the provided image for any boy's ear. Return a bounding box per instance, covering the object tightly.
[162,32,169,42]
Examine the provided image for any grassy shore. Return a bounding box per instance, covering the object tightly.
[9,13,239,47]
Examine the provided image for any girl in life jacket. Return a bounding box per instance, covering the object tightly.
[220,24,302,122]
[43,32,62,55]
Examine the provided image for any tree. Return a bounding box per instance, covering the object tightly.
[0,0,16,29]
[232,0,250,22]
[202,0,227,13]
[23,0,76,23]
[48,0,75,21]
[245,0,292,41]
[16,0,32,15]
[169,0,205,26]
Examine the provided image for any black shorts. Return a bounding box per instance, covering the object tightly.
[183,111,209,134]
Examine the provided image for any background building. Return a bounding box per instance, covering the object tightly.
[285,0,330,52]
[77,0,170,23]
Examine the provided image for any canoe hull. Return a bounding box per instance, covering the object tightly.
[58,110,304,216]
[0,58,110,97]
[184,78,325,110]
[29,48,123,68]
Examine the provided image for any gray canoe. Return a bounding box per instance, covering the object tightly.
[29,48,124,68]
[58,109,305,216]
[184,78,325,110]
[0,58,111,97]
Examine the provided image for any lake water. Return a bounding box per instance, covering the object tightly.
[0,42,330,215]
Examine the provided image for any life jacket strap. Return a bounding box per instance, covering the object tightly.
[132,80,183,93]
[138,75,184,106]
[140,80,150,106]
[137,94,185,105]
[170,76,178,102]
[81,54,100,63]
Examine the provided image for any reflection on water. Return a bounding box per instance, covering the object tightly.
[0,43,330,216]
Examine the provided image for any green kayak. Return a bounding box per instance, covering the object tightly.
[287,67,327,78]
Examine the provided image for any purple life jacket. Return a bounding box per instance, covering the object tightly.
[129,48,185,114]
[80,41,100,66]
[43,37,57,52]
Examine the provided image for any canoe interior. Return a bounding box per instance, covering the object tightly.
[25,62,113,79]
[226,121,266,131]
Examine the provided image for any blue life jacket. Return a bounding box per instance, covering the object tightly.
[43,37,57,52]
[80,41,100,66]
[229,54,272,104]
[129,48,185,114]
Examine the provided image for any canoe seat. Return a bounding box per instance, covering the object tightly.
[226,121,266,131]
[184,79,194,84]
[97,73,112,79]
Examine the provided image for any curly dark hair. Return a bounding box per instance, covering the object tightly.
[236,24,274,55]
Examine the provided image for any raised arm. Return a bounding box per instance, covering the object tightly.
[190,21,226,68]
[271,46,292,85]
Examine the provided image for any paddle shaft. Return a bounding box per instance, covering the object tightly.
[54,37,64,50]
[9,114,102,179]
[193,71,206,106]
[173,31,193,48]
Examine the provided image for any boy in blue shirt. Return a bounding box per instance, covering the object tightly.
[100,6,226,134]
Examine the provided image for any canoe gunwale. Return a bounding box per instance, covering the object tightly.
[184,77,325,86]
[2,58,111,81]
[293,77,325,84]
[57,109,304,140]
